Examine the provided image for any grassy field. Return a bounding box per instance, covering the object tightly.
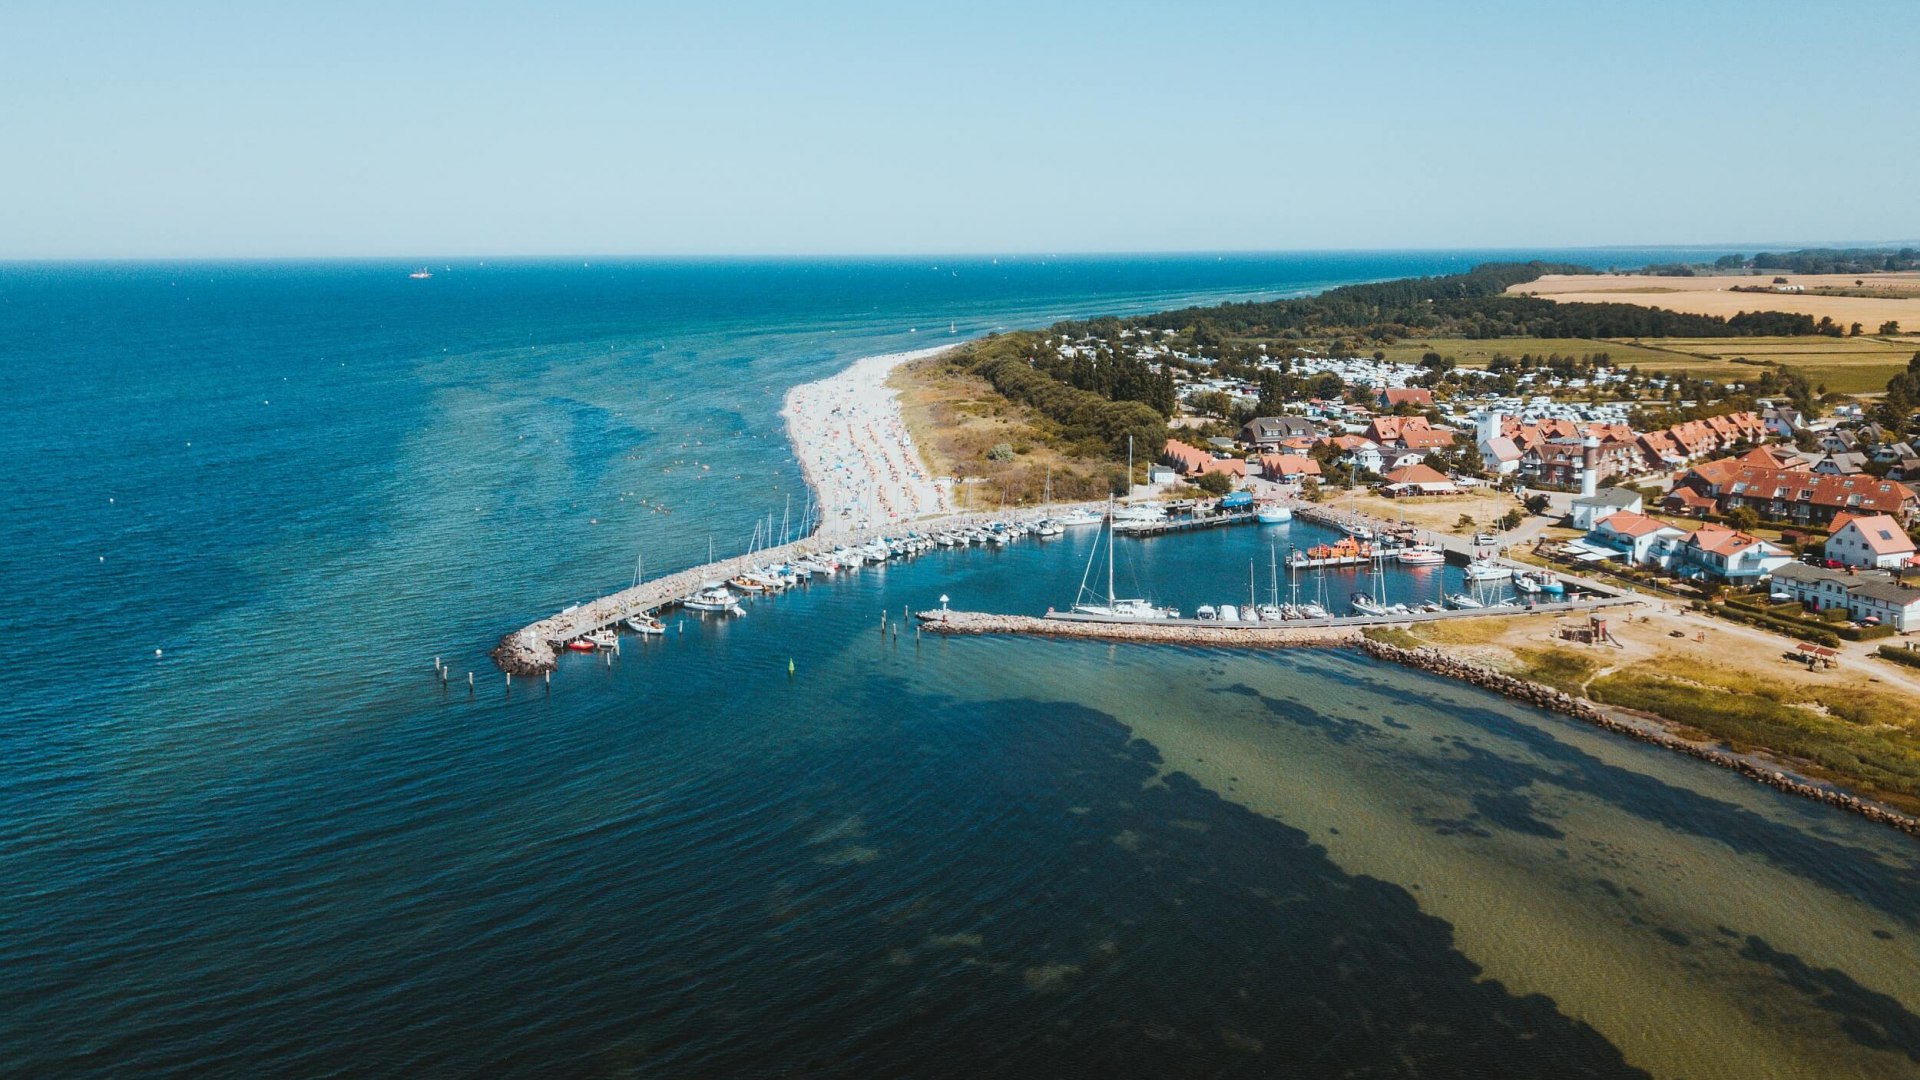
[1597,335,1915,395]
[1372,334,1913,396]
[1369,337,1679,368]
[890,356,1124,506]
[1374,610,1920,812]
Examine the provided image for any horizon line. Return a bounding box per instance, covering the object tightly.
[4,240,1917,266]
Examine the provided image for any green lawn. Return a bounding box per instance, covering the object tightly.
[1360,334,1914,396]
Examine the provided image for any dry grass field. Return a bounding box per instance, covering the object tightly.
[1511,272,1920,328]
[1336,490,1522,534]
[890,356,1124,507]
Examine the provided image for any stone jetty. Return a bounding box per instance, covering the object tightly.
[1358,638,1920,838]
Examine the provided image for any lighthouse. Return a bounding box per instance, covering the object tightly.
[1580,434,1601,498]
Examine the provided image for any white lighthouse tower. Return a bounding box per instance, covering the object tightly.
[1580,434,1601,498]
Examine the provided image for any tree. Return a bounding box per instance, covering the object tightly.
[1194,470,1234,496]
[1880,320,1901,335]
[1498,509,1524,530]
[1455,514,1476,529]
[1524,494,1551,515]
[1300,476,1322,502]
[1850,322,1864,337]
[1727,506,1760,532]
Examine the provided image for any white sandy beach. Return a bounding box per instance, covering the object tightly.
[782,344,957,534]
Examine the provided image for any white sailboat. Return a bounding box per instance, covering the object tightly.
[1070,496,1177,619]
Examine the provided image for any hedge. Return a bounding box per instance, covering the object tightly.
[1708,603,1842,646]
[1877,645,1920,669]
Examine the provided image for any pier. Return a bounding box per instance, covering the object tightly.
[919,592,1641,646]
[491,494,1636,678]
[489,506,1102,677]
[1115,508,1254,537]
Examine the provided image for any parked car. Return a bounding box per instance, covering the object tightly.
[1472,533,1498,545]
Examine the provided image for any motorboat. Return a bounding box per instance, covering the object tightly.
[1218,604,1241,622]
[1396,545,1446,566]
[583,629,618,650]
[1445,593,1485,609]
[1257,603,1283,621]
[1194,605,1218,621]
[1034,519,1063,537]
[1056,508,1103,528]
[682,584,744,614]
[1297,602,1331,620]
[1464,563,1513,582]
[564,638,597,652]
[1254,503,1294,524]
[623,613,665,635]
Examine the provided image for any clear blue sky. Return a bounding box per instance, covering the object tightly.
[4,0,1917,258]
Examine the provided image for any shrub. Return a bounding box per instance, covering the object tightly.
[986,442,1015,462]
[1877,644,1920,669]
[1194,470,1234,496]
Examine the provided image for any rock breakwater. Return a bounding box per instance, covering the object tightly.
[1357,638,1920,838]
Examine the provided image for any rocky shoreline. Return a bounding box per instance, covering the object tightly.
[1356,639,1920,838]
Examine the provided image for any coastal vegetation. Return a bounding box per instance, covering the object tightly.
[1372,613,1920,813]
[889,355,1128,504]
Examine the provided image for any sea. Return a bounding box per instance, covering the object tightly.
[2,253,1916,1079]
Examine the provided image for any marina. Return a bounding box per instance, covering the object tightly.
[493,490,1637,676]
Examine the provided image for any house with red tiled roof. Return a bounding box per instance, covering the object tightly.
[1674,524,1791,583]
[1258,454,1323,481]
[1586,510,1689,565]
[1378,463,1456,497]
[1377,387,1434,410]
[1637,411,1767,470]
[1824,512,1917,570]
[1164,439,1245,479]
[1668,460,1919,526]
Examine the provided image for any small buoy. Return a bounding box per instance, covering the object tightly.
[154,648,163,657]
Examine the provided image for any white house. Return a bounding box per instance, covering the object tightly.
[1773,563,1920,631]
[1571,488,1644,531]
[1674,524,1791,584]
[1586,511,1688,566]
[1825,512,1916,570]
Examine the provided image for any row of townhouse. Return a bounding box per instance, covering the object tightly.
[1665,458,1920,527]
[1770,563,1920,632]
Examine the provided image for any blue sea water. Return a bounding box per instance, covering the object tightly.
[3,253,1918,1078]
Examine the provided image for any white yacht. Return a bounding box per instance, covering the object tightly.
[681,584,744,614]
[1069,497,1177,619]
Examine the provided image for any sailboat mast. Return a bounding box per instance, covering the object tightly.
[1107,495,1116,605]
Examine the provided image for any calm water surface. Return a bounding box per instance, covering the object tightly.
[3,254,1915,1078]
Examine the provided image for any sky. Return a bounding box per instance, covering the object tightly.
[3,0,1918,259]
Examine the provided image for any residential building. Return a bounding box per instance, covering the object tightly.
[1824,512,1917,570]
[1378,463,1457,497]
[1239,415,1319,450]
[1667,460,1920,526]
[1673,524,1791,583]
[1571,488,1644,531]
[1772,563,1920,632]
[1585,510,1687,565]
